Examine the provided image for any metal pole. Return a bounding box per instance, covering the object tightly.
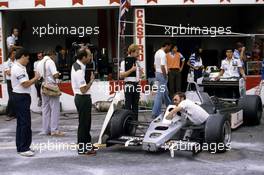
[117,3,122,82]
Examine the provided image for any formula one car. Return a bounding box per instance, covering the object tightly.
[97,81,262,157]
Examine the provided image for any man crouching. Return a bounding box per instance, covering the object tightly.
[166,92,209,126]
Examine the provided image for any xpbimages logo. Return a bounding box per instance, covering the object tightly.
[32,140,99,153]
[164,24,232,36]
[32,24,100,37]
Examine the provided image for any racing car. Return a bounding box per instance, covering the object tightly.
[97,81,262,157]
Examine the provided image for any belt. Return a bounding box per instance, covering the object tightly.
[169,68,180,71]
[76,94,91,97]
[13,92,30,96]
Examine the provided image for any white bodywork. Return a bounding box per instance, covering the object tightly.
[162,105,177,125]
[97,91,124,144]
[230,110,243,129]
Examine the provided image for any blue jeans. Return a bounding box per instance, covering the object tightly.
[152,72,172,117]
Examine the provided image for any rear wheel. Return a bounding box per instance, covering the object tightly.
[103,109,136,142]
[238,95,262,125]
[205,114,231,153]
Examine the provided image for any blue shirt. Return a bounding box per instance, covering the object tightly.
[189,53,203,67]
[234,49,244,66]
[233,49,240,60]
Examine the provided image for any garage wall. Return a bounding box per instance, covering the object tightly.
[239,6,264,52]
[4,9,99,53]
[145,6,237,55]
[144,6,264,61]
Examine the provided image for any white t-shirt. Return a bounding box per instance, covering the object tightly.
[6,34,18,51]
[178,99,209,125]
[71,60,90,95]
[11,62,31,94]
[220,57,242,78]
[4,58,15,80]
[37,56,58,84]
[154,49,167,73]
[33,60,40,72]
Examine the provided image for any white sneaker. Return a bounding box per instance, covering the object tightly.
[19,150,34,157]
[38,131,50,136]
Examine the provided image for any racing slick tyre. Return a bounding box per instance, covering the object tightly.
[205,114,231,153]
[238,95,262,125]
[105,109,136,140]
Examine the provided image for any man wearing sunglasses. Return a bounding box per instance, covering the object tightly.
[166,92,209,126]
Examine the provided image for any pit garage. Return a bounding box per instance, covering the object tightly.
[0,4,263,112]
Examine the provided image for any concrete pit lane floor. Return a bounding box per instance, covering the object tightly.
[0,111,264,175]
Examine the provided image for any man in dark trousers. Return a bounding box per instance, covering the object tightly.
[166,44,185,98]
[120,44,143,121]
[11,48,40,157]
[4,49,16,121]
[71,48,96,155]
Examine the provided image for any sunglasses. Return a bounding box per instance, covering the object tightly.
[173,99,177,101]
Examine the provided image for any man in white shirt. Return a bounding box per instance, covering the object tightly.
[152,41,172,118]
[6,28,22,51]
[120,44,144,120]
[71,48,96,156]
[11,48,40,157]
[215,49,246,80]
[37,51,63,137]
[34,52,44,107]
[4,49,16,121]
[166,92,209,125]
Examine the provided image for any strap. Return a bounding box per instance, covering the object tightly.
[43,59,48,83]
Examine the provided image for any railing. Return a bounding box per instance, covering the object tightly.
[246,61,262,76]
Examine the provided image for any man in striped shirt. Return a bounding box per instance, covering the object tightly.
[187,47,204,82]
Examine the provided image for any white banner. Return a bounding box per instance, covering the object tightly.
[0,11,4,98]
[134,8,146,78]
[0,11,3,78]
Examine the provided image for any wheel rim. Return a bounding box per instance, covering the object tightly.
[223,121,231,145]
